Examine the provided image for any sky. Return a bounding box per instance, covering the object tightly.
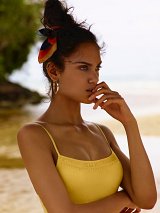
[66,0,160,81]
[10,0,160,93]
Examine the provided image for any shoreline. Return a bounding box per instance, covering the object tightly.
[0,112,160,159]
[100,113,160,136]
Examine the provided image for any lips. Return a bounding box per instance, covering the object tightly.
[86,89,93,92]
[86,88,94,92]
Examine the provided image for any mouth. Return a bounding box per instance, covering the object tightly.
[86,89,94,92]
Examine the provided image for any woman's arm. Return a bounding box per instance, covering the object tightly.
[100,123,157,209]
[73,190,139,213]
[122,119,157,208]
[17,124,139,213]
[89,81,157,209]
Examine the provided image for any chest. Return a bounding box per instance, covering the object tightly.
[48,124,112,161]
[57,152,123,204]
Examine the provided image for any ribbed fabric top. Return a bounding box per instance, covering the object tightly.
[35,122,123,211]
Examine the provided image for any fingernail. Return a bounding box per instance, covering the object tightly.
[93,105,97,109]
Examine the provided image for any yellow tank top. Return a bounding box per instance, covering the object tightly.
[35,123,123,211]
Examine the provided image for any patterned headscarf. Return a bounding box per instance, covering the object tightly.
[38,26,61,63]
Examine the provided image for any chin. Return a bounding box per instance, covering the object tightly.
[81,99,93,104]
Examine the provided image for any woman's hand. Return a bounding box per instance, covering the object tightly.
[120,207,141,212]
[119,190,141,213]
[88,82,135,126]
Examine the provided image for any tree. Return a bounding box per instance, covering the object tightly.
[0,0,42,82]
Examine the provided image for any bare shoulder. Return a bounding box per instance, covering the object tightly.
[17,122,53,159]
[18,123,43,145]
[17,123,73,212]
[94,122,120,148]
[17,122,40,141]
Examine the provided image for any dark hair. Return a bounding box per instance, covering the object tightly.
[41,0,102,96]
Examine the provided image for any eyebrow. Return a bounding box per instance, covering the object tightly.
[65,60,102,66]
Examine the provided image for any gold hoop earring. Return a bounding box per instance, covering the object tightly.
[53,80,59,94]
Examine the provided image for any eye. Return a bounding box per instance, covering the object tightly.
[79,65,89,71]
[95,65,102,72]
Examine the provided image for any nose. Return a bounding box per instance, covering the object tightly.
[88,71,99,85]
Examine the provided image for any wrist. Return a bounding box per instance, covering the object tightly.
[122,116,137,129]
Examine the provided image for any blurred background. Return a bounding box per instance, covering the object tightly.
[0,0,159,212]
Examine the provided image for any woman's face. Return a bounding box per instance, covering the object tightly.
[57,42,102,104]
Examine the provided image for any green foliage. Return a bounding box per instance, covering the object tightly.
[0,0,42,81]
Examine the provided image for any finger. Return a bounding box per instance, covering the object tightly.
[133,208,141,212]
[120,207,141,213]
[93,94,121,109]
[101,97,124,109]
[92,95,107,109]
[89,90,121,101]
[125,208,136,213]
[92,81,111,92]
[120,207,129,213]
[89,89,111,101]
[126,208,141,213]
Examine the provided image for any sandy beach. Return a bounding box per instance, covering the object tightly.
[101,113,160,136]
[0,169,43,213]
[0,113,160,212]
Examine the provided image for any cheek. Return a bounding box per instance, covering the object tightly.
[60,76,84,90]
[58,79,76,96]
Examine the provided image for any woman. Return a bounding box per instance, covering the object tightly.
[17,0,157,212]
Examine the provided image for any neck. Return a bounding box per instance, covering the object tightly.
[40,94,84,125]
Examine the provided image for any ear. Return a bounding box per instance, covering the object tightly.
[46,62,60,82]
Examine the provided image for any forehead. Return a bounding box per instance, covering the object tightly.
[66,42,101,63]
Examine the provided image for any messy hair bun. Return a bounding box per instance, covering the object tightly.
[42,0,99,63]
[43,0,77,28]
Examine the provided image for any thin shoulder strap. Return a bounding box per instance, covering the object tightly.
[94,123,110,145]
[34,122,60,156]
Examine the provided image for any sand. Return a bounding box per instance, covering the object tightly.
[0,169,43,213]
[101,113,160,136]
